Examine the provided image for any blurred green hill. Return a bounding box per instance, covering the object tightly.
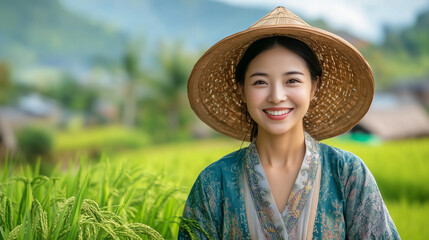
[60,0,267,49]
[384,10,429,57]
[0,0,126,68]
[363,9,429,86]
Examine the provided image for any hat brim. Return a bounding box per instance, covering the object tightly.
[188,25,374,141]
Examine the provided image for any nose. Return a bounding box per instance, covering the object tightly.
[267,83,287,103]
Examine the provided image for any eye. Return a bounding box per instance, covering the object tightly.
[287,79,300,84]
[253,80,267,86]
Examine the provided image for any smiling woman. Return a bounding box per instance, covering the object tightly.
[180,6,400,240]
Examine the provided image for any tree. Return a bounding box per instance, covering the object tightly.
[0,62,11,104]
[121,42,144,128]
[155,41,196,139]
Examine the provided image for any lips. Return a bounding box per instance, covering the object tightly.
[263,107,293,120]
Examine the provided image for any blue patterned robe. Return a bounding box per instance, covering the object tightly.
[179,135,399,239]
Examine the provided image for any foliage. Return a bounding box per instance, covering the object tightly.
[121,42,144,128]
[46,75,99,112]
[16,127,53,163]
[384,10,429,57]
[364,8,429,86]
[137,41,197,142]
[0,155,186,239]
[0,62,12,104]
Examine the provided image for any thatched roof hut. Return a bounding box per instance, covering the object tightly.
[352,93,429,140]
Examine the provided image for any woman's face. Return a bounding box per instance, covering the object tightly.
[241,45,318,138]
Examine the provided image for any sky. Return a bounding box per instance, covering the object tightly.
[214,0,429,42]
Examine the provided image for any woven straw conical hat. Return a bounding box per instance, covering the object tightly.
[188,6,374,141]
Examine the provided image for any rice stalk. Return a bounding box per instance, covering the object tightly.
[177,217,213,240]
[16,179,32,226]
[0,226,7,240]
[0,193,13,233]
[49,197,75,239]
[6,224,21,240]
[65,174,89,240]
[98,156,111,209]
[30,200,48,240]
[128,223,164,240]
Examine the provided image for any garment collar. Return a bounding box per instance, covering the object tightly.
[243,132,321,237]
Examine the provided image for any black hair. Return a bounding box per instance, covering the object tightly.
[235,36,322,141]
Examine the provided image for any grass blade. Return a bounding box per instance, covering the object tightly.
[66,174,90,240]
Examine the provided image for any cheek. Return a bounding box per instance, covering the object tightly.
[244,88,266,105]
[288,89,312,104]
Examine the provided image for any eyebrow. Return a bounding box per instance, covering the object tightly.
[249,71,304,78]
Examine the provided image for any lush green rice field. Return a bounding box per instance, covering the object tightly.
[1,129,428,239]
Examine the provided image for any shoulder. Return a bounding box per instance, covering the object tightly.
[184,147,246,214]
[182,147,250,239]
[196,147,246,183]
[318,142,362,165]
[318,142,375,192]
[318,142,368,175]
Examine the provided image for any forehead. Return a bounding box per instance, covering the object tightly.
[246,46,308,73]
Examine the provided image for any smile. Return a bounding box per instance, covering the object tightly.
[263,108,293,120]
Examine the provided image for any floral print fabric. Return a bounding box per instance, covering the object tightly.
[179,135,400,239]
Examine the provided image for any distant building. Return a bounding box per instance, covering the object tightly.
[18,93,60,118]
[0,93,60,155]
[0,107,33,153]
[351,93,429,140]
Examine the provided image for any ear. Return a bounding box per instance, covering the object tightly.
[310,76,319,100]
[238,84,247,103]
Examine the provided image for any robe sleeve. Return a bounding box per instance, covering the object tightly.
[178,169,222,240]
[341,154,400,239]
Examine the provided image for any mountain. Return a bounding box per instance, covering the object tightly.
[0,0,127,70]
[60,0,268,49]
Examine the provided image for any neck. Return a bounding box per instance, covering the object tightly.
[255,128,306,169]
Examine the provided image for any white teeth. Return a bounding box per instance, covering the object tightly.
[265,109,292,116]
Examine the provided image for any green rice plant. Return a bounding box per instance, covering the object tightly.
[87,157,186,238]
[386,200,429,240]
[3,196,165,240]
[176,217,213,240]
[0,158,175,240]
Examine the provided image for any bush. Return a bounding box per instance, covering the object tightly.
[17,126,53,162]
